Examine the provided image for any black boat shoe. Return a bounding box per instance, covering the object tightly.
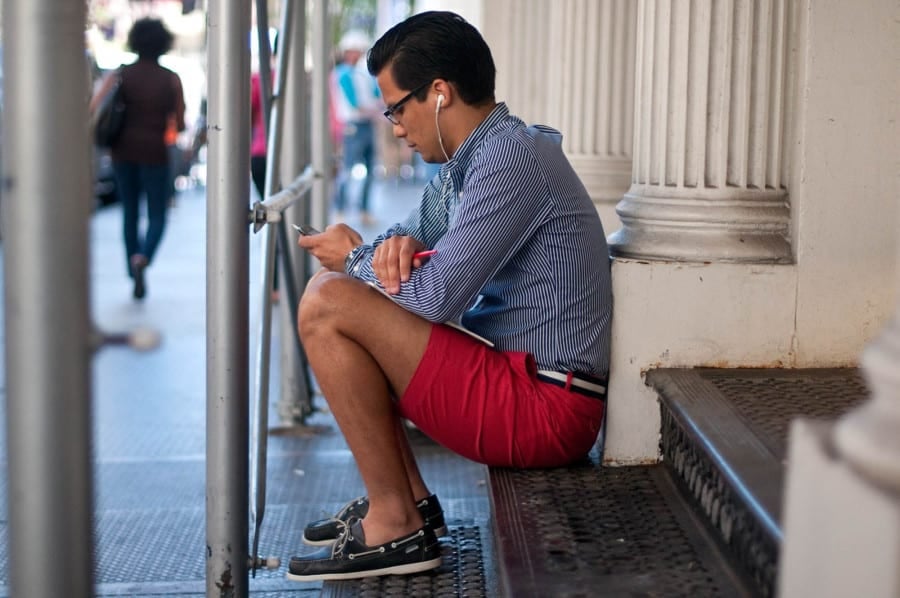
[287,520,442,581]
[303,494,447,546]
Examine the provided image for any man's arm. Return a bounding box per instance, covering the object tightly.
[172,73,187,132]
[337,174,448,279]
[89,70,118,115]
[349,139,552,323]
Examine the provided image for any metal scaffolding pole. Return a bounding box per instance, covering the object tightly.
[310,0,332,232]
[1,1,94,597]
[276,0,314,425]
[249,1,285,569]
[206,0,251,595]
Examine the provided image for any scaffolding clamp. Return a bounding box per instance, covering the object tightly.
[247,165,318,232]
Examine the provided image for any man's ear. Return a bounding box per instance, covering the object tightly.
[433,80,452,108]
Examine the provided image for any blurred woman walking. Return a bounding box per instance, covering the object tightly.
[91,17,186,300]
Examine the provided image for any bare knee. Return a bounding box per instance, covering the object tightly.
[297,272,355,341]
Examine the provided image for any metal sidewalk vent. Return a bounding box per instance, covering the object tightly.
[491,461,750,596]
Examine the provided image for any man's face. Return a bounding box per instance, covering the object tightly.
[377,70,443,164]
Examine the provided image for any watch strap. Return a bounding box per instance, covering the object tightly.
[344,244,364,274]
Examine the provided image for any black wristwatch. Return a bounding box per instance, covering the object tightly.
[344,245,365,274]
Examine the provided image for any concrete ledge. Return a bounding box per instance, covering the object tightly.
[604,258,797,464]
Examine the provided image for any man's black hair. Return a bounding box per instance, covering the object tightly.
[367,11,495,107]
[127,18,175,60]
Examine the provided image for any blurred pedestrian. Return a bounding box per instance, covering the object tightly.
[250,35,280,300]
[90,17,186,300]
[330,30,381,225]
[250,55,272,202]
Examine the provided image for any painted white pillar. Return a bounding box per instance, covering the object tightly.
[834,309,900,492]
[801,221,900,591]
[481,0,636,231]
[609,0,791,262]
[779,304,900,597]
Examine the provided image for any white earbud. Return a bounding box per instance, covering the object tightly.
[436,94,444,112]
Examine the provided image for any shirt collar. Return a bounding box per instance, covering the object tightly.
[441,102,510,191]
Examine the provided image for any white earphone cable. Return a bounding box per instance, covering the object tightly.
[435,95,450,163]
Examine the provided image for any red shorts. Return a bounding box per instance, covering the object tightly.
[398,324,605,468]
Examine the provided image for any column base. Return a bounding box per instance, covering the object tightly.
[608,184,792,263]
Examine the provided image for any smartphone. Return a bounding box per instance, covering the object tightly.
[292,224,320,235]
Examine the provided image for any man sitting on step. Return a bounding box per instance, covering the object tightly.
[289,10,613,582]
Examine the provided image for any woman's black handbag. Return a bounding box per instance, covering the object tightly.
[93,71,126,148]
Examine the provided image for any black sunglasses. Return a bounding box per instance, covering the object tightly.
[383,82,431,125]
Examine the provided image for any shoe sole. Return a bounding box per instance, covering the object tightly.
[285,555,442,582]
[302,523,448,547]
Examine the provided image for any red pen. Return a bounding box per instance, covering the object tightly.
[413,249,438,259]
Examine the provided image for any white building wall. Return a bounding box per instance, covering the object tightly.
[607,0,897,463]
[412,1,897,463]
[413,0,482,30]
[789,0,899,365]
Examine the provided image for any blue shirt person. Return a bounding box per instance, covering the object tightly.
[330,30,381,224]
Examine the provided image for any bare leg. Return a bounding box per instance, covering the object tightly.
[298,271,435,546]
[394,418,431,501]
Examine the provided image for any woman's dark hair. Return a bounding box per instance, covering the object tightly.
[127,18,175,60]
[367,11,495,107]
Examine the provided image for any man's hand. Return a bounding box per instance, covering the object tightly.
[371,235,427,294]
[297,223,363,273]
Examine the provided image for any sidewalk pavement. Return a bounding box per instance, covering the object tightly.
[1,174,487,596]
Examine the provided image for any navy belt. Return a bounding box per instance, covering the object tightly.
[536,370,607,401]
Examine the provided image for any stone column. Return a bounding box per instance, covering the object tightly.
[608,0,791,262]
[481,0,636,229]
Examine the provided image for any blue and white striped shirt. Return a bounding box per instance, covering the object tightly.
[347,103,612,377]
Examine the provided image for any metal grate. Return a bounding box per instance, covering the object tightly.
[490,457,752,597]
[0,423,492,596]
[699,369,867,458]
[650,367,869,598]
